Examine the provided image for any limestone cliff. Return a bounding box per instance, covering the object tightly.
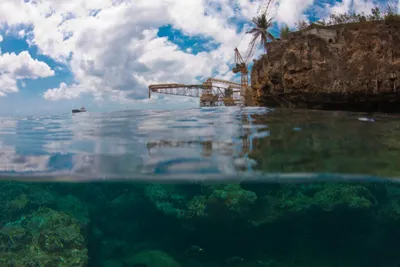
[251,20,400,112]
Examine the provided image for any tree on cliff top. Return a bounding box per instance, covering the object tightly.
[308,4,399,27]
[280,24,290,39]
[246,13,276,53]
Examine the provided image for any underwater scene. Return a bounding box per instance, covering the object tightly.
[1,107,400,267]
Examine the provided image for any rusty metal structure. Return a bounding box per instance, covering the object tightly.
[232,49,249,88]
[148,78,244,107]
[147,0,275,107]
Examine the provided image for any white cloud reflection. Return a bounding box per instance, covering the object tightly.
[0,108,265,180]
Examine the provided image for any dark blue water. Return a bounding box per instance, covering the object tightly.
[1,107,400,267]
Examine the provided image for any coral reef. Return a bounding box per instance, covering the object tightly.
[0,207,88,266]
[143,184,257,221]
[1,180,400,267]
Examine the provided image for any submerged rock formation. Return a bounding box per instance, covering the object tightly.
[0,207,88,266]
[251,20,400,112]
[2,180,400,267]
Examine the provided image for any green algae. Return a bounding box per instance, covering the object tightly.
[0,206,88,266]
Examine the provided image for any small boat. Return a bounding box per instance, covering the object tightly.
[72,106,86,113]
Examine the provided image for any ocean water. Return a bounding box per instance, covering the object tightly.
[0,107,400,267]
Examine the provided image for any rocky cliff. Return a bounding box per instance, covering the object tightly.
[251,20,400,112]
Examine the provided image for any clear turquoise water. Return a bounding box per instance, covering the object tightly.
[1,107,400,267]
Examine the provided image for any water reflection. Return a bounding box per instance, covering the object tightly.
[250,109,400,178]
[0,107,399,180]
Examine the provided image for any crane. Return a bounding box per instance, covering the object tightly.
[148,78,243,107]
[233,0,275,106]
[147,0,275,107]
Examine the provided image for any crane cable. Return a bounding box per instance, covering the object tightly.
[233,0,275,58]
[210,0,263,80]
[234,0,264,50]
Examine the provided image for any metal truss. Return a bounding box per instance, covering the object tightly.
[148,84,204,98]
[148,82,244,106]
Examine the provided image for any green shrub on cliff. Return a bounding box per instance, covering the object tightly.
[297,5,399,31]
[295,20,308,30]
[280,24,290,39]
[328,11,365,24]
[368,7,382,20]
[384,4,400,21]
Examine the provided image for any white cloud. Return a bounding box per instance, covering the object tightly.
[0,74,18,96]
[2,0,377,103]
[0,35,3,42]
[43,82,88,100]
[352,0,376,14]
[0,0,264,102]
[0,51,54,96]
[273,0,315,27]
[328,0,353,14]
[0,51,55,79]
[33,0,256,101]
[324,0,381,18]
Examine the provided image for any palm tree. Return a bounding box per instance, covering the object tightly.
[246,13,276,54]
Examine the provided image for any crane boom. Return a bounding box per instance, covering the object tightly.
[148,81,243,106]
[233,48,249,89]
[256,0,274,18]
[205,78,242,89]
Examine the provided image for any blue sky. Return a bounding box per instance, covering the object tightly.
[0,0,395,116]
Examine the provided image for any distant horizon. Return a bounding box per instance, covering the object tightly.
[0,97,200,117]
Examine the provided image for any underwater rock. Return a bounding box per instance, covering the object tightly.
[0,206,88,266]
[143,184,199,219]
[375,185,400,221]
[205,184,258,219]
[248,183,377,225]
[0,182,89,227]
[124,250,181,267]
[145,183,259,220]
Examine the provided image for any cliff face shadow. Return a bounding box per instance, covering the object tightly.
[260,92,400,113]
[252,20,400,113]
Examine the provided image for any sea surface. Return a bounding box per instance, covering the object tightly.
[0,107,400,267]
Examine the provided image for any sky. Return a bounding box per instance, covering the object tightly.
[0,0,397,116]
